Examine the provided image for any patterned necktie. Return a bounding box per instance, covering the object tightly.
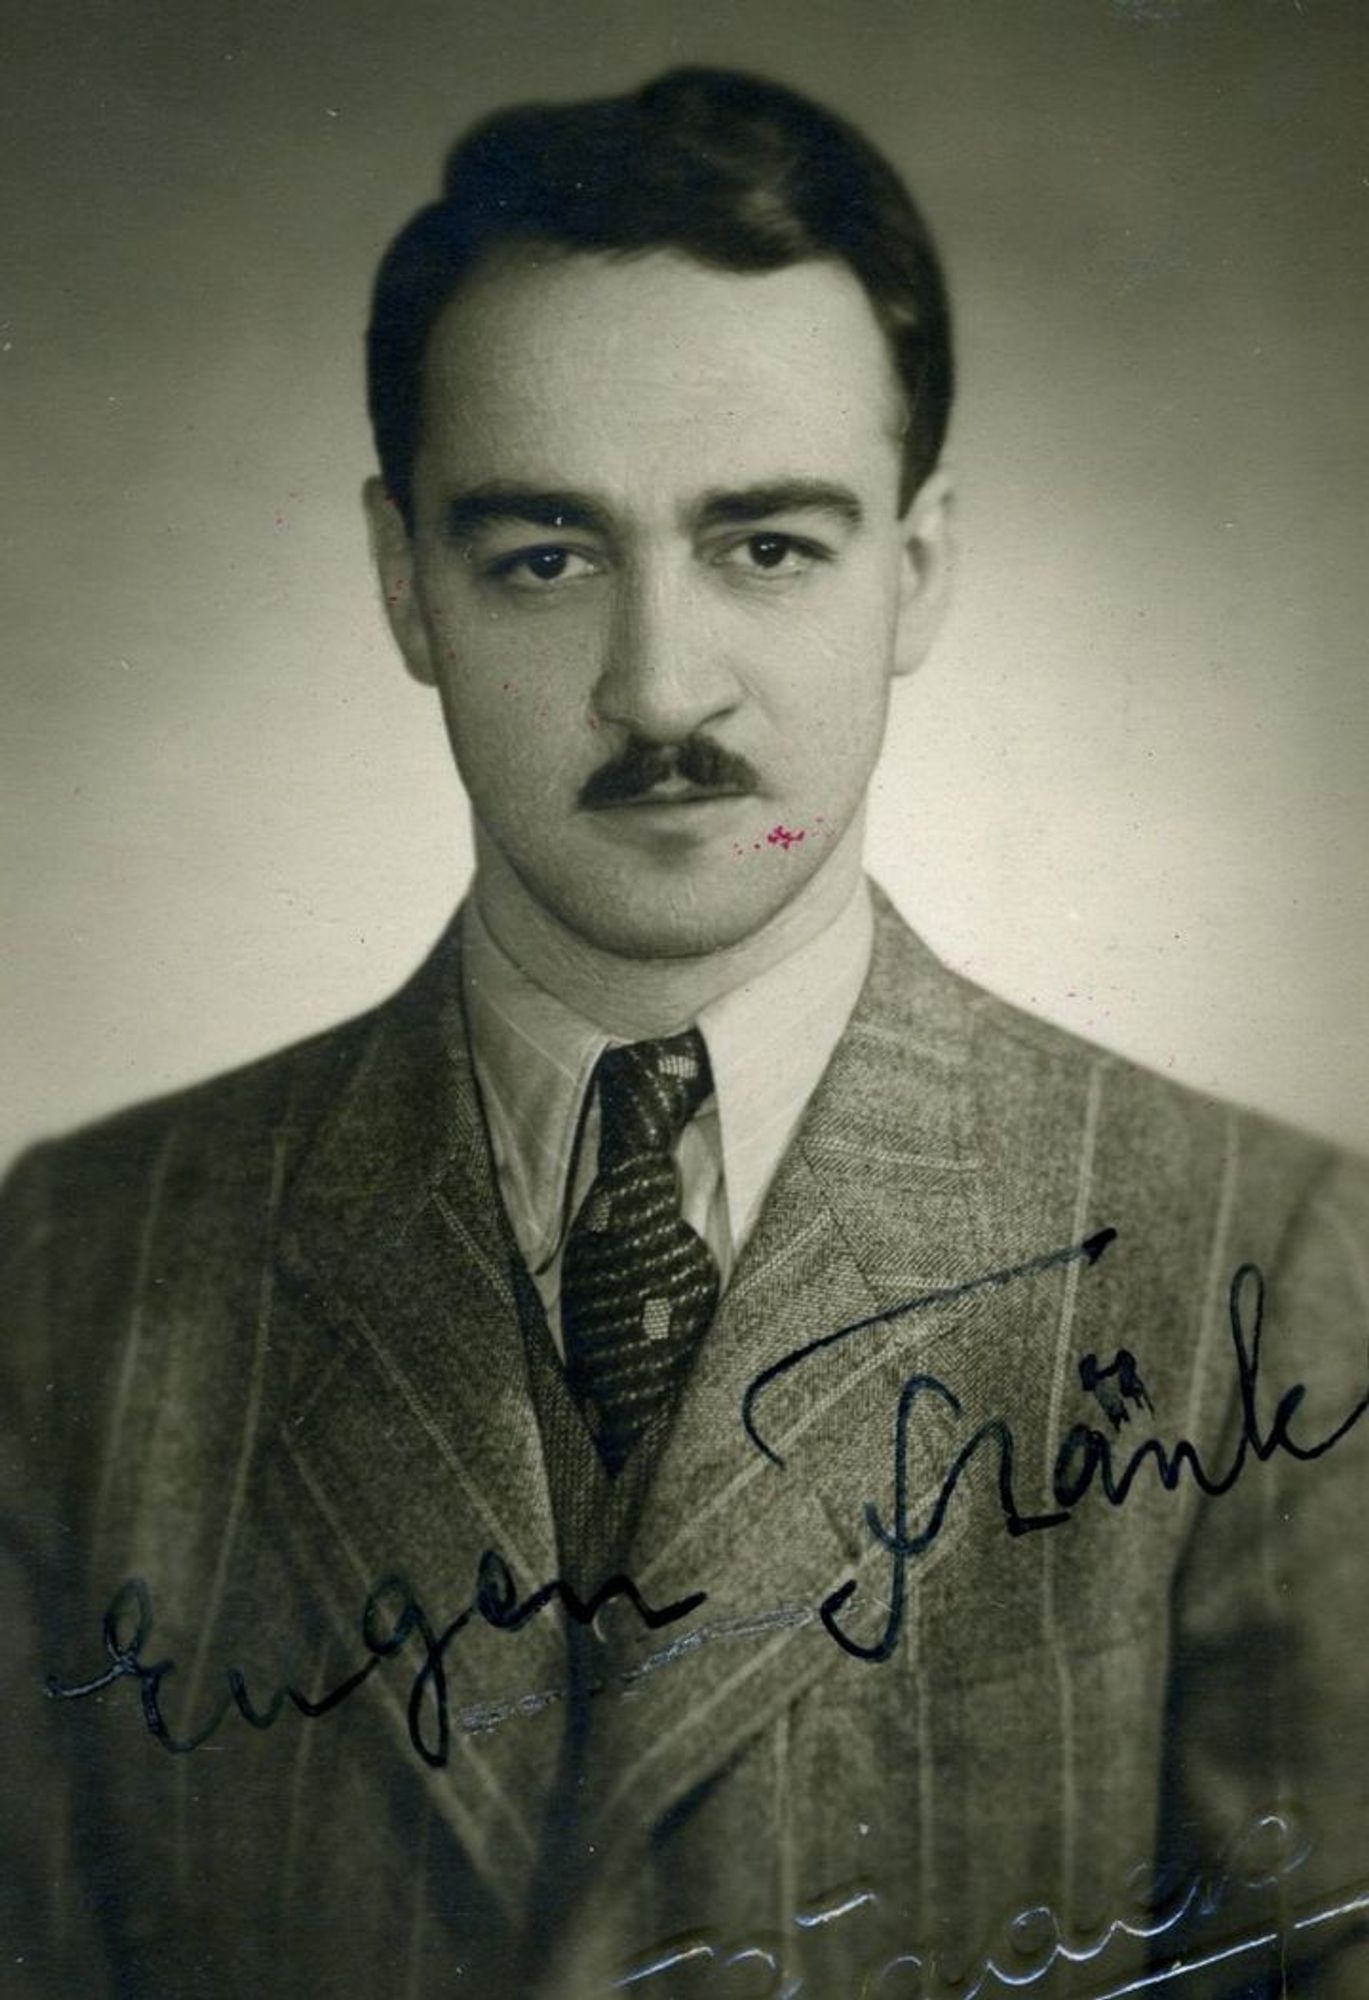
[561,1029,721,1475]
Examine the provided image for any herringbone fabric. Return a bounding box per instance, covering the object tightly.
[561,1030,720,1473]
[4,893,1369,1997]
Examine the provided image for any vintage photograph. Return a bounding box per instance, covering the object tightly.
[3,4,1367,1995]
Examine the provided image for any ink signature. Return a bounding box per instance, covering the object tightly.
[44,1553,705,1767]
[614,1804,1340,1996]
[742,1228,1121,1464]
[742,1234,1369,1663]
[43,1232,1369,1761]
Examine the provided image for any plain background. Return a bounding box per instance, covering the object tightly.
[3,0,1366,1171]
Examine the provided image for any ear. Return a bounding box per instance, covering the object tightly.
[363,475,436,686]
[891,466,954,680]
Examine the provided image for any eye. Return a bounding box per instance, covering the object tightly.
[488,544,601,590]
[713,533,828,581]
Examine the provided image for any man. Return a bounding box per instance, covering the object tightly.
[2,66,1366,1999]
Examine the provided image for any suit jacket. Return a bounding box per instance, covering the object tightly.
[2,888,1367,1998]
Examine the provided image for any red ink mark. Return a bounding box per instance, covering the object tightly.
[766,824,806,852]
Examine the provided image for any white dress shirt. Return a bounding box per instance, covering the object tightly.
[461,881,874,1355]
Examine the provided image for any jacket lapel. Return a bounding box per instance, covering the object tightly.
[247,893,1042,1917]
[265,922,566,1910]
[591,892,1000,1858]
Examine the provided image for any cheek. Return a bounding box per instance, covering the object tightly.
[435,663,598,823]
[770,625,894,762]
[771,563,898,689]
[423,584,604,716]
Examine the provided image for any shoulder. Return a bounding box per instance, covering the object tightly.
[862,880,1355,1248]
[3,918,465,1241]
[0,923,472,1340]
[0,940,466,1463]
[3,1007,373,1247]
[0,1019,370,1449]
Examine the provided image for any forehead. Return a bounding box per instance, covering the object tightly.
[414,248,907,514]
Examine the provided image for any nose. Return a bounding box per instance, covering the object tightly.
[591,561,741,745]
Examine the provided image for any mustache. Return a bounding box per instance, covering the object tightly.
[578,736,760,810]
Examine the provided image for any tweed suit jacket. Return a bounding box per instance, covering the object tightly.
[2,887,1367,1999]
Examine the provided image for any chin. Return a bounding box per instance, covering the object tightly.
[550,870,810,963]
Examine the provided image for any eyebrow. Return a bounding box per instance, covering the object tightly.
[444,485,613,540]
[692,481,865,530]
[443,477,865,544]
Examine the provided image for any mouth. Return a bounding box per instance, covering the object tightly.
[594,780,751,811]
[576,735,762,815]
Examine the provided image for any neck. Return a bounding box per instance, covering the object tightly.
[472,820,867,1039]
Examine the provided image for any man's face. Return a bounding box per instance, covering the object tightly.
[370,247,949,959]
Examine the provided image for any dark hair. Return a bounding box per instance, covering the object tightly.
[367,66,953,529]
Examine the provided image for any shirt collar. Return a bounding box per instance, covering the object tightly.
[693,882,872,1251]
[460,878,873,1272]
[461,902,607,1275]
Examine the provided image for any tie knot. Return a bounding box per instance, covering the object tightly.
[596,1028,712,1163]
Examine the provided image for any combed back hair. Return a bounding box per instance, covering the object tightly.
[367,66,954,530]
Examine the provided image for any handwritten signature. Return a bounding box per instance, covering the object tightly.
[45,1229,1369,1754]
[615,1804,1327,1995]
[44,1553,705,1765]
[741,1232,1369,1663]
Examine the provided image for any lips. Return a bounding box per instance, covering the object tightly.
[575,735,762,813]
[601,779,749,809]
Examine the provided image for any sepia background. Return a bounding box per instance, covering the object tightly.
[4,0,1367,1169]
